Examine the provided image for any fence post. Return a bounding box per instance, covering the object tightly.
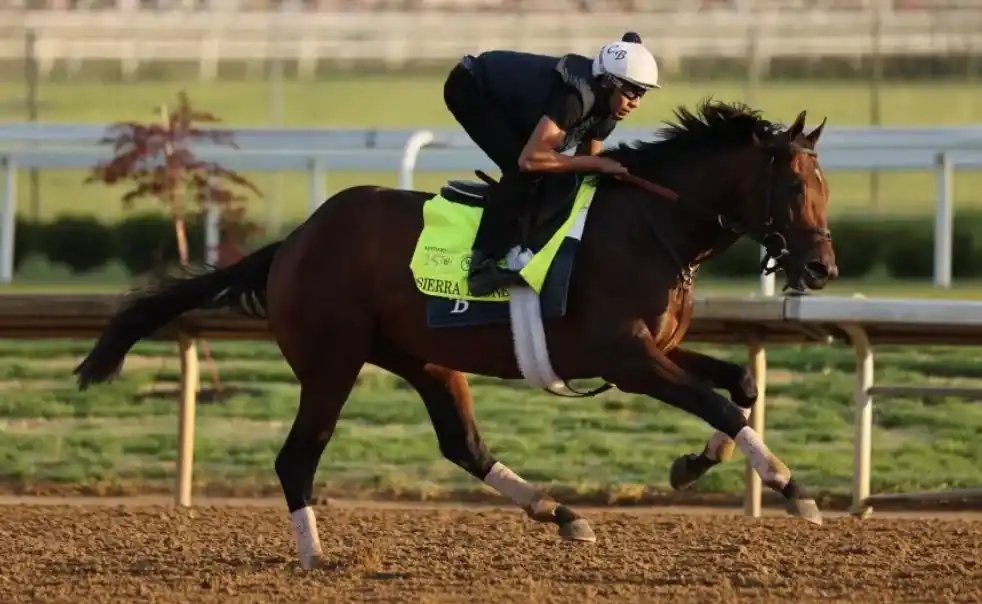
[1,155,16,284]
[205,180,220,266]
[933,152,953,288]
[744,337,766,517]
[842,324,874,518]
[399,130,435,191]
[744,248,775,517]
[308,158,326,215]
[176,333,199,507]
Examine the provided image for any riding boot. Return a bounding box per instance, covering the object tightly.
[467,171,528,296]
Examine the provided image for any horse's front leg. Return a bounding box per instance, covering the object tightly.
[599,336,822,525]
[664,347,758,490]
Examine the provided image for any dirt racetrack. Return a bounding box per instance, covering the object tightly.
[1,498,980,604]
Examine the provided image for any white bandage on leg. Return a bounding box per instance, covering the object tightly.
[484,462,539,508]
[735,426,788,487]
[290,506,323,568]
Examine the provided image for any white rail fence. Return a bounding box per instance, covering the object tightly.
[708,295,982,517]
[1,9,981,77]
[1,122,981,286]
[3,293,980,515]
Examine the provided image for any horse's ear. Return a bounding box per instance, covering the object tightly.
[788,110,807,140]
[804,117,827,147]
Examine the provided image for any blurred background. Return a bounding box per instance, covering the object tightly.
[0,0,979,505]
[0,0,980,287]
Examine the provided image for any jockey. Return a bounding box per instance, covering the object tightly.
[443,32,661,296]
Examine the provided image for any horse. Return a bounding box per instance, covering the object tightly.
[73,99,837,570]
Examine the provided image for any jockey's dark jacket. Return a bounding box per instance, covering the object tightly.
[467,50,618,153]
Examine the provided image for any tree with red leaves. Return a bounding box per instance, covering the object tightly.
[87,90,263,269]
[86,90,264,396]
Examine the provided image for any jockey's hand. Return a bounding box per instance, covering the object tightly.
[594,157,628,175]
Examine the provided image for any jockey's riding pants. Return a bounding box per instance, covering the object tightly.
[443,56,534,258]
[443,56,526,172]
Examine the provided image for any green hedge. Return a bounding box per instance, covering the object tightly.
[12,211,982,280]
[15,212,211,275]
[694,211,982,280]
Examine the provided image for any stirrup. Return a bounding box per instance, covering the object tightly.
[467,259,522,296]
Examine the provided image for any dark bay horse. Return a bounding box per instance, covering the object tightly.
[74,100,837,569]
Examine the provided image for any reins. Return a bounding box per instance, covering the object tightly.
[616,173,679,201]
[616,168,788,277]
[612,144,827,284]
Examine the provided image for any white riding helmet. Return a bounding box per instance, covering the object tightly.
[591,38,661,90]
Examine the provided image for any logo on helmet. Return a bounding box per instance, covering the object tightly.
[606,46,627,61]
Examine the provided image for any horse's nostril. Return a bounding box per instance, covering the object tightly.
[806,261,830,278]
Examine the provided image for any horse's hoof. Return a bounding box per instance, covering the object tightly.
[299,553,325,570]
[669,454,704,490]
[786,498,823,526]
[558,518,596,542]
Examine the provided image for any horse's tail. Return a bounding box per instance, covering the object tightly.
[74,240,283,390]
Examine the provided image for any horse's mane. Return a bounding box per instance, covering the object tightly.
[601,98,785,175]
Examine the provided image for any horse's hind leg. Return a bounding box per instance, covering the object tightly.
[373,348,596,543]
[664,347,757,491]
[275,336,369,569]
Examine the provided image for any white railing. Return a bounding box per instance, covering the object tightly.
[704,295,982,517]
[1,122,981,287]
[1,9,981,77]
[3,292,981,515]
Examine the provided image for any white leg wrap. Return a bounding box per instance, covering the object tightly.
[484,462,539,508]
[290,506,323,568]
[735,426,788,488]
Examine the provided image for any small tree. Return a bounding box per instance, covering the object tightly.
[87,90,262,267]
[86,90,264,395]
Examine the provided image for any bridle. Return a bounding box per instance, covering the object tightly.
[735,144,832,277]
[618,142,831,280]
